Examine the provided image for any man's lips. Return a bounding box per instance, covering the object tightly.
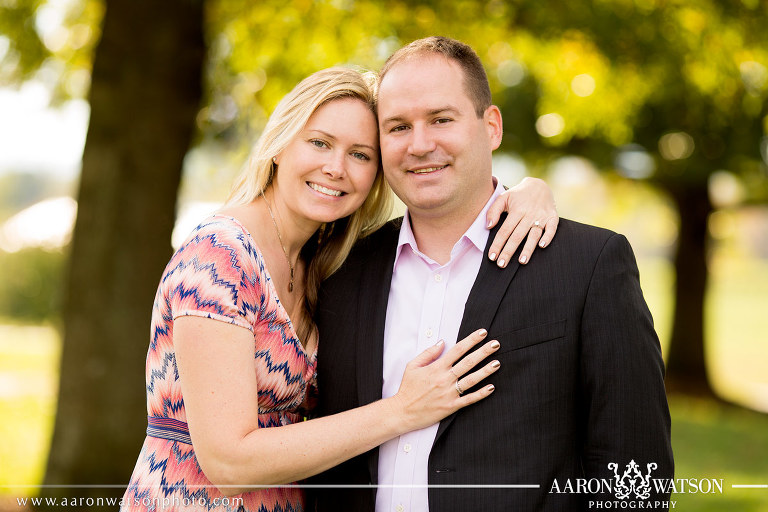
[408,164,449,175]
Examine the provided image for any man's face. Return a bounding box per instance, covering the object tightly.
[377,54,502,220]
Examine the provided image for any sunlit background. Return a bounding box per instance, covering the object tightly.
[1,0,767,510]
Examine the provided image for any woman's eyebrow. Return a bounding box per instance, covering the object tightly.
[308,129,376,151]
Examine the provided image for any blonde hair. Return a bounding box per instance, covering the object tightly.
[226,67,393,343]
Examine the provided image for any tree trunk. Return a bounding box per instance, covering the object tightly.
[664,182,715,397]
[41,0,204,504]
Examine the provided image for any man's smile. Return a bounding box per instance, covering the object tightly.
[408,164,449,175]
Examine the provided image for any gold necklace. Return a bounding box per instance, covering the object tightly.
[261,192,295,292]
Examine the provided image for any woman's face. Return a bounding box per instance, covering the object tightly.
[273,97,380,225]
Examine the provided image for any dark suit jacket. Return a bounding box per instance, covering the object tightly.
[310,217,674,511]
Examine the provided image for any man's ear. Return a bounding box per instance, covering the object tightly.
[484,105,503,150]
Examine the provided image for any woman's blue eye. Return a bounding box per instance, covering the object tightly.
[352,152,370,161]
[310,139,328,148]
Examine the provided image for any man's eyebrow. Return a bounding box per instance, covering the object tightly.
[308,129,376,151]
[427,107,460,116]
[380,115,406,127]
[381,107,460,126]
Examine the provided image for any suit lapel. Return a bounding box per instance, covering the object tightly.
[355,221,400,483]
[434,214,522,442]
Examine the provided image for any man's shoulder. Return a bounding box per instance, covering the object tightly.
[549,218,640,273]
[557,217,617,243]
[547,218,633,261]
[357,217,402,250]
[343,217,402,262]
[321,217,402,287]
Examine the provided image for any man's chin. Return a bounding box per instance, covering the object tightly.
[403,196,455,217]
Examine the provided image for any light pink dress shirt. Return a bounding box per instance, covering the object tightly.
[375,180,504,512]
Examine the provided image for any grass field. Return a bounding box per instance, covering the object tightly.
[1,255,766,510]
[0,325,59,490]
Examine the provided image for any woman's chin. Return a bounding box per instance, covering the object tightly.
[302,198,363,224]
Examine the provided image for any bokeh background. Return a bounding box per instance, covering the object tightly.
[1,0,767,510]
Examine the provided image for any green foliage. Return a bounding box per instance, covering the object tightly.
[195,0,768,200]
[503,0,768,192]
[0,0,102,102]
[0,247,65,322]
[5,0,766,195]
[0,0,48,82]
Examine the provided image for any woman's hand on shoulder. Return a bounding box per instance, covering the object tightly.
[486,177,559,267]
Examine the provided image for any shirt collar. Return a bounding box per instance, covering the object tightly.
[394,177,505,267]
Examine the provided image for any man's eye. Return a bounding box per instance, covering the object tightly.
[390,125,408,133]
[435,118,452,124]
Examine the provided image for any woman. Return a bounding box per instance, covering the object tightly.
[122,67,557,511]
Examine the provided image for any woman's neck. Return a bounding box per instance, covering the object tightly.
[260,186,321,262]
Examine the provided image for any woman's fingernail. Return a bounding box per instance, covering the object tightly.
[539,240,547,248]
[435,339,445,347]
[487,220,493,228]
[491,360,501,369]
[498,258,505,267]
[519,255,527,264]
[486,384,495,392]
[478,329,488,337]
[489,252,496,261]
[490,340,500,350]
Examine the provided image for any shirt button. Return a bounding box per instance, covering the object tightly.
[403,443,412,453]
[434,273,442,282]
[396,505,404,512]
[425,329,433,338]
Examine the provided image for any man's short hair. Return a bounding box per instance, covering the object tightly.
[379,36,492,118]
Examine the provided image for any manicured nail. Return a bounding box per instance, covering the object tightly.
[491,360,501,369]
[487,220,493,228]
[489,252,497,261]
[519,255,527,264]
[498,258,505,267]
[435,339,445,347]
[539,240,547,248]
[490,340,500,350]
[486,384,495,392]
[478,329,488,337]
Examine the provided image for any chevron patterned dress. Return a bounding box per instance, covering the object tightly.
[122,215,317,512]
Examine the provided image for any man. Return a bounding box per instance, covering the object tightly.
[312,37,673,511]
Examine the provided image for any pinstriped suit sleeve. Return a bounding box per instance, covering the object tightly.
[579,233,674,507]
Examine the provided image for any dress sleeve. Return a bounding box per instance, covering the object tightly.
[166,217,263,332]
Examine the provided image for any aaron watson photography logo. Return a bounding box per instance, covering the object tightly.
[608,460,657,500]
[549,459,724,509]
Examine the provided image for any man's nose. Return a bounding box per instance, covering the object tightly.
[408,124,436,156]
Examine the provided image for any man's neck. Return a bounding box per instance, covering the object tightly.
[409,188,494,265]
